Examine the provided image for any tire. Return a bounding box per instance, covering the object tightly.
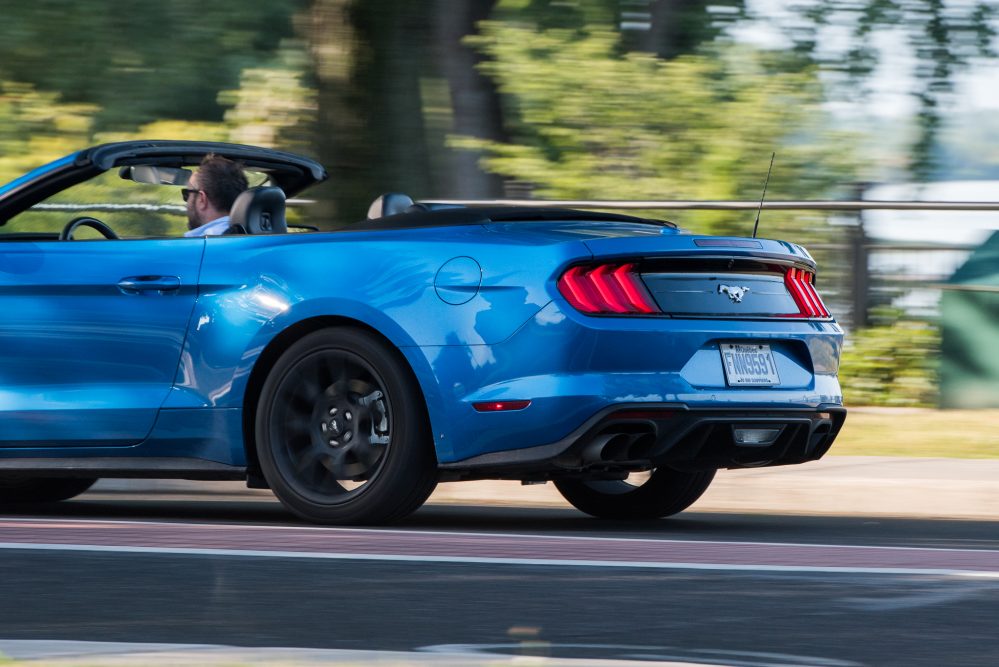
[255,327,437,525]
[0,477,98,504]
[554,467,716,519]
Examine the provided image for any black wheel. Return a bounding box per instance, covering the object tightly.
[554,468,716,519]
[255,327,437,525]
[0,477,98,503]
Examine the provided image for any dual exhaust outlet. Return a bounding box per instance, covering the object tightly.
[579,422,787,466]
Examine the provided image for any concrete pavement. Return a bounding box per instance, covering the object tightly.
[0,640,707,666]
[430,456,999,520]
[84,455,999,520]
[7,456,999,666]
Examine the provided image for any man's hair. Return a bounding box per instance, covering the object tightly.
[197,154,248,212]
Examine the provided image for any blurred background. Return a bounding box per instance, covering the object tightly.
[1,0,998,426]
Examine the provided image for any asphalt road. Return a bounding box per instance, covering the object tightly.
[2,490,999,666]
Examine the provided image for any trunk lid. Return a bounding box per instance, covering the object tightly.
[484,219,824,320]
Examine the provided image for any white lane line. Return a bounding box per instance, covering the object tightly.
[2,516,998,556]
[420,643,863,667]
[0,639,596,665]
[1,541,998,578]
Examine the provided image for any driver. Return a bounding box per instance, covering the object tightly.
[182,154,248,237]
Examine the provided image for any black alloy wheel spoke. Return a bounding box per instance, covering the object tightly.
[285,414,313,437]
[293,442,327,475]
[288,367,324,411]
[272,346,393,499]
[324,447,349,476]
[324,355,348,388]
[258,327,442,523]
[351,440,382,470]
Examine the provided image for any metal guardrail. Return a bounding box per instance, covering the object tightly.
[934,284,999,293]
[422,199,999,211]
[31,199,315,214]
[33,203,186,213]
[33,199,999,213]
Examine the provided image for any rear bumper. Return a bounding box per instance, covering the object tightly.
[439,404,846,480]
[412,300,845,466]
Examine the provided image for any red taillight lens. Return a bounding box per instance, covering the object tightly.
[783,268,830,318]
[557,263,660,315]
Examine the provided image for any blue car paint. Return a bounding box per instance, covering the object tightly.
[152,227,589,464]
[0,145,845,474]
[407,301,842,463]
[0,239,204,448]
[159,223,839,465]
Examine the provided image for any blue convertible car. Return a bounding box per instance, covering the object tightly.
[0,141,845,524]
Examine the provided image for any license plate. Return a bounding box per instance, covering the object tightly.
[720,343,780,386]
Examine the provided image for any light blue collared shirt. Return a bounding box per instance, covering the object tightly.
[184,215,231,237]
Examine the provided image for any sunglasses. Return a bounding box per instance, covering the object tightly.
[181,188,202,202]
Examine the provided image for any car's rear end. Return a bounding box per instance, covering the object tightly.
[435,216,845,500]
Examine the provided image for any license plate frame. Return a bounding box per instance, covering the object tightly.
[720,343,781,387]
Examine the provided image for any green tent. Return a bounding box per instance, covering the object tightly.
[941,231,999,408]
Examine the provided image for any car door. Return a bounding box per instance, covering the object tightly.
[0,238,203,447]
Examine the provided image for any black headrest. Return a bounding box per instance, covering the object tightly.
[230,186,287,234]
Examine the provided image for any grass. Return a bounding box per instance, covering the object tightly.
[830,408,999,459]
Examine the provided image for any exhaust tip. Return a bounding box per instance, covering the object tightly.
[626,433,657,460]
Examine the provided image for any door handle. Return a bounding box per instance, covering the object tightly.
[117,275,182,294]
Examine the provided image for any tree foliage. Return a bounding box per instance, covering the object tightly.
[0,0,303,130]
[458,24,856,236]
[783,0,997,180]
[0,81,97,185]
[839,310,940,407]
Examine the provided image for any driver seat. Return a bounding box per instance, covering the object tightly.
[227,186,287,235]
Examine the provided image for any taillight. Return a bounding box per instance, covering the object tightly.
[783,268,830,318]
[557,263,660,315]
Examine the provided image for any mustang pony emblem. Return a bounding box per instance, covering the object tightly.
[718,284,750,303]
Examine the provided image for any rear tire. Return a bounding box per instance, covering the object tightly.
[554,468,716,519]
[256,327,437,525]
[0,477,98,504]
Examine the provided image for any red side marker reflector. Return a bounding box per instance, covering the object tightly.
[473,400,532,412]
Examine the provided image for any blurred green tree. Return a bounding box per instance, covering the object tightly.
[782,0,997,181]
[495,0,747,58]
[305,0,436,222]
[304,0,756,220]
[839,309,939,407]
[0,0,303,130]
[0,81,96,184]
[455,23,856,237]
